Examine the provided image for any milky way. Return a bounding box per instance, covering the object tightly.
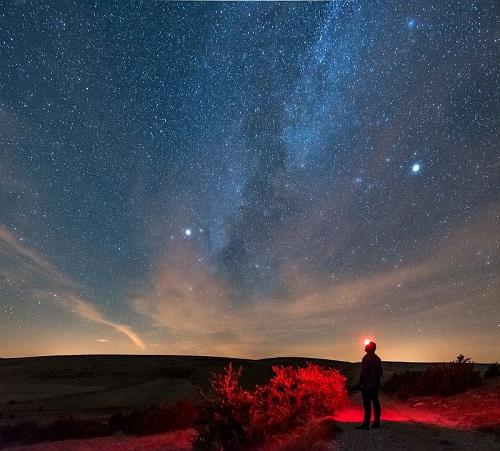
[1,1,499,361]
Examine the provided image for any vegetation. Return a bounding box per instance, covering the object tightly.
[382,370,422,398]
[195,362,347,450]
[484,362,500,379]
[0,417,108,446]
[0,399,197,447]
[109,399,198,435]
[383,355,482,399]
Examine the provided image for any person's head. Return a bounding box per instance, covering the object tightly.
[365,341,376,354]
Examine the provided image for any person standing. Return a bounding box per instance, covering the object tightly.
[355,340,383,429]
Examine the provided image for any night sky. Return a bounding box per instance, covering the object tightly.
[1,1,499,362]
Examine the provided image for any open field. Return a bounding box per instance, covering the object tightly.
[0,355,349,424]
[0,355,493,425]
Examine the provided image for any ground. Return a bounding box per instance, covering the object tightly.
[1,356,499,450]
[7,380,500,450]
[329,384,500,451]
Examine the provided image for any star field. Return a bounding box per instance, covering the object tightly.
[0,0,499,361]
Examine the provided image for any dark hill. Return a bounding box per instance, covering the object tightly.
[0,355,491,425]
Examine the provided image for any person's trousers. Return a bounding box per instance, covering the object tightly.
[361,387,381,425]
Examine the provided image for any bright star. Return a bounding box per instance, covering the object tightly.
[411,163,421,174]
[184,228,192,236]
[407,18,416,29]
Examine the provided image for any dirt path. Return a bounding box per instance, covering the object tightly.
[330,394,499,450]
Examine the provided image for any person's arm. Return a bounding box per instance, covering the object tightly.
[357,358,368,386]
[351,358,366,390]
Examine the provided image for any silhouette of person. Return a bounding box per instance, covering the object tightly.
[355,340,383,429]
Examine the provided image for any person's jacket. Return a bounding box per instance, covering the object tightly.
[359,352,383,389]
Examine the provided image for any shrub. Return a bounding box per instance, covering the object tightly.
[484,363,500,379]
[414,357,482,396]
[383,355,482,399]
[44,417,109,441]
[382,371,421,399]
[0,421,42,446]
[0,417,108,446]
[195,362,347,450]
[108,399,198,435]
[1,400,198,447]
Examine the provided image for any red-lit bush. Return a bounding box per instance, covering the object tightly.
[195,362,347,450]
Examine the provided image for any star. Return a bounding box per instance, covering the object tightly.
[411,163,421,174]
[184,228,192,237]
[407,18,416,30]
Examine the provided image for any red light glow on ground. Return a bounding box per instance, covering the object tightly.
[335,380,500,430]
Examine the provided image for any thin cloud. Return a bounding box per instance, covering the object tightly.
[0,226,62,280]
[67,294,145,350]
[0,225,146,350]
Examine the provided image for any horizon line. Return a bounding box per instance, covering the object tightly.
[1,352,496,365]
